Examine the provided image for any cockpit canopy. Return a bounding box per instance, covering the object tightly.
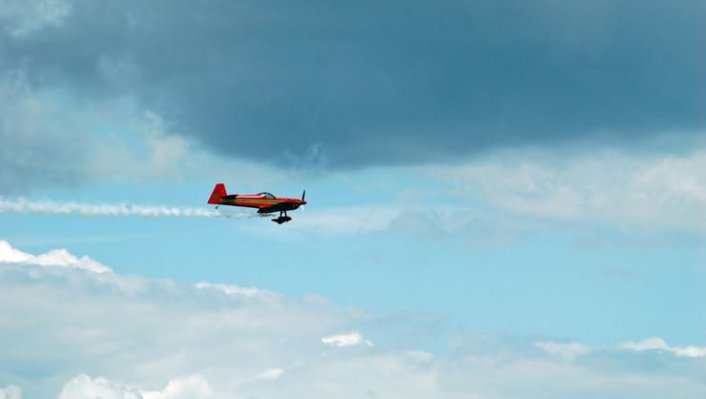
[257,192,276,199]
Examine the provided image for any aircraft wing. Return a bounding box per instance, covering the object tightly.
[256,202,289,213]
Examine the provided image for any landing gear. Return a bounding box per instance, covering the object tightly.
[272,211,292,224]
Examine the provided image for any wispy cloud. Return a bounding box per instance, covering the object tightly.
[321,331,373,348]
[194,282,279,301]
[427,145,706,233]
[535,341,590,361]
[622,337,706,358]
[254,368,285,382]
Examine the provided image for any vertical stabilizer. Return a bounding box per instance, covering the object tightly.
[208,183,228,204]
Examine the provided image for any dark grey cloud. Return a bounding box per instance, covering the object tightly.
[3,0,705,168]
[0,72,88,194]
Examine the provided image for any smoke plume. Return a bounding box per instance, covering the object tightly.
[0,198,259,219]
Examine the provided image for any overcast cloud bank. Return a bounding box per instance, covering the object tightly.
[2,0,705,176]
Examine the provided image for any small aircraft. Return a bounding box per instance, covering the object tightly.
[207,183,307,224]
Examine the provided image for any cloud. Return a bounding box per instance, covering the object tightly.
[0,72,88,194]
[140,376,215,399]
[58,374,217,399]
[193,282,279,301]
[0,239,111,273]
[622,338,706,358]
[0,71,197,194]
[58,374,141,399]
[251,143,706,240]
[321,331,373,348]
[0,67,291,194]
[0,385,21,399]
[2,239,706,398]
[254,368,285,382]
[0,68,273,194]
[2,0,705,169]
[272,206,401,236]
[55,373,219,399]
[0,239,354,397]
[0,0,72,37]
[427,146,706,233]
[535,341,590,361]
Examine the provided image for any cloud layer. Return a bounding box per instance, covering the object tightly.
[0,70,197,194]
[426,146,706,233]
[2,0,705,171]
[1,240,705,398]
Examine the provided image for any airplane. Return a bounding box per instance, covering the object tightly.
[207,183,307,224]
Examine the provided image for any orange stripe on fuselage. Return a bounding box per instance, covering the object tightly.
[218,197,287,209]
[214,193,301,210]
[222,200,275,208]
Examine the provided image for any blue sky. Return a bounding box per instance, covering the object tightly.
[1,1,706,398]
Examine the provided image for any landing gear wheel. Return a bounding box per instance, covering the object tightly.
[272,211,292,224]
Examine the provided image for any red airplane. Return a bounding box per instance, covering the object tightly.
[207,183,307,224]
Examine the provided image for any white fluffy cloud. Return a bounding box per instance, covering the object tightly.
[58,375,141,399]
[140,376,214,399]
[1,240,706,398]
[57,374,216,399]
[0,239,111,273]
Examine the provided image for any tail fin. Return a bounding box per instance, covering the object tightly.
[208,183,227,204]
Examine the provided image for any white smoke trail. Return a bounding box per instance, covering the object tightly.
[0,198,262,219]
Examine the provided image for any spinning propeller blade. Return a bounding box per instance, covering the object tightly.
[301,190,307,213]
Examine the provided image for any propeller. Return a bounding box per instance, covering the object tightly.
[301,190,306,204]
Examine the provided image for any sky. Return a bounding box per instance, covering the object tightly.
[1,0,706,397]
